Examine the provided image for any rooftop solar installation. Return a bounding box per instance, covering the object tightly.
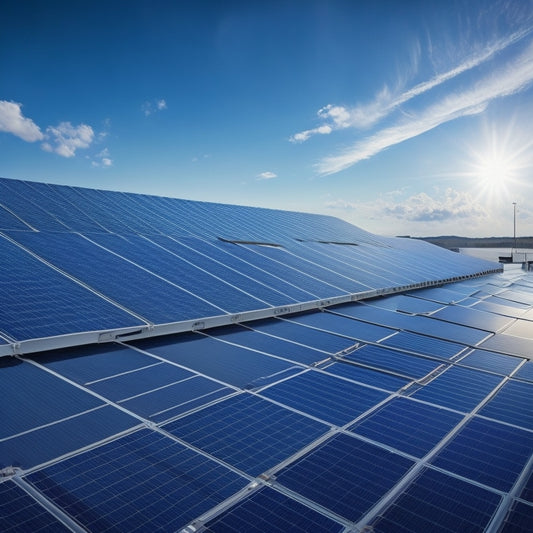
[1,177,532,531]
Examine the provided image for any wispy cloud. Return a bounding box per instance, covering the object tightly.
[256,171,277,180]
[142,98,167,116]
[91,148,113,168]
[0,100,44,142]
[42,122,94,158]
[318,38,533,175]
[291,27,532,146]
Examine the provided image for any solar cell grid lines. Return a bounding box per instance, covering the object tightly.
[1,177,532,532]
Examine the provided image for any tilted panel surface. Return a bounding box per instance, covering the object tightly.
[431,305,514,332]
[478,380,533,430]
[25,429,248,532]
[0,480,70,532]
[275,433,414,522]
[479,333,533,358]
[411,366,503,412]
[380,331,466,360]
[458,349,523,375]
[163,394,328,476]
[350,397,464,457]
[0,235,143,341]
[204,486,344,532]
[499,500,533,533]
[369,467,502,532]
[7,231,224,323]
[344,344,443,380]
[258,370,390,426]
[130,333,303,389]
[431,417,533,491]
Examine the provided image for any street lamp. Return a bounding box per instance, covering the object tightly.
[513,202,517,251]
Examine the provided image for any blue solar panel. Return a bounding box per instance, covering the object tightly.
[1,357,102,440]
[248,317,356,353]
[7,231,223,324]
[0,235,143,340]
[87,361,194,401]
[321,361,410,391]
[478,334,533,358]
[119,376,232,423]
[431,305,513,332]
[204,486,344,532]
[163,394,328,476]
[431,417,533,491]
[275,433,414,522]
[0,405,139,470]
[411,366,503,412]
[381,331,466,359]
[479,380,533,430]
[130,333,302,389]
[369,467,502,532]
[87,233,275,312]
[259,370,390,426]
[350,398,464,457]
[459,349,523,375]
[344,345,443,380]
[499,500,533,533]
[0,480,70,532]
[205,324,333,365]
[521,468,533,502]
[514,361,533,382]
[26,429,248,531]
[288,312,395,342]
[31,343,159,385]
[367,294,445,314]
[0,204,32,230]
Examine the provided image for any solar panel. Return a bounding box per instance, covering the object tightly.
[479,380,533,430]
[381,331,466,359]
[343,344,443,380]
[431,305,513,332]
[515,361,533,383]
[0,480,70,532]
[0,235,143,341]
[411,366,503,412]
[275,432,414,522]
[431,417,533,491]
[350,397,464,457]
[258,370,390,426]
[478,333,533,358]
[458,349,523,375]
[498,500,533,533]
[25,429,248,531]
[368,467,502,532]
[163,394,328,476]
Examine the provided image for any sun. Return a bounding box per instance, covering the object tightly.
[473,151,512,196]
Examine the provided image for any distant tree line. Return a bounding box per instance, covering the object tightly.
[409,236,533,249]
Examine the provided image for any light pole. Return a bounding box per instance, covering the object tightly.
[513,202,517,251]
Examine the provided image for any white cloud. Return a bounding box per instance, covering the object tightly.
[256,171,277,180]
[318,39,533,175]
[91,148,113,168]
[291,27,533,146]
[143,98,168,116]
[327,188,487,224]
[42,122,94,158]
[0,100,44,142]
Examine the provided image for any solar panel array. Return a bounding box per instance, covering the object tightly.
[1,176,532,532]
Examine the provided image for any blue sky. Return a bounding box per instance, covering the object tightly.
[1,0,532,237]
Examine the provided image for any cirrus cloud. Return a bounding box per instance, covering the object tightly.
[42,122,94,158]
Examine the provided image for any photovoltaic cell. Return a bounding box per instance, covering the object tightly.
[499,500,533,533]
[0,235,143,341]
[0,480,70,532]
[130,333,302,389]
[344,344,443,380]
[514,361,533,383]
[478,334,533,358]
[26,429,248,532]
[431,305,513,332]
[287,312,395,342]
[7,231,223,324]
[0,404,139,470]
[411,366,503,412]
[258,370,390,426]
[204,486,344,532]
[459,349,523,375]
[350,398,464,457]
[479,380,533,430]
[163,394,328,476]
[431,417,533,491]
[520,468,533,502]
[275,433,414,522]
[381,331,466,360]
[369,467,501,532]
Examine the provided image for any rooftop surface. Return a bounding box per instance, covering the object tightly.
[1,176,532,532]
